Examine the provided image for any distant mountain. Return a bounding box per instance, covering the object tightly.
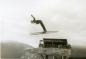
[71,46,86,58]
[1,41,33,58]
[1,41,86,58]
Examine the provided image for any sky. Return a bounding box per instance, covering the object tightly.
[1,0,86,47]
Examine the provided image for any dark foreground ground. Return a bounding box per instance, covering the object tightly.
[1,58,23,59]
[69,57,86,59]
[1,57,86,59]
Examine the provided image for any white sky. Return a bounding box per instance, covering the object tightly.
[1,0,86,47]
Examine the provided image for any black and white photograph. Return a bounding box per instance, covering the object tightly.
[1,0,86,59]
